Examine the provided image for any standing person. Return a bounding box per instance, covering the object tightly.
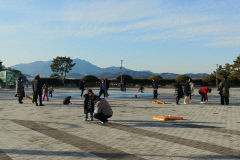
[219,76,230,105]
[104,78,110,97]
[84,89,95,121]
[184,79,191,104]
[42,84,49,101]
[48,86,54,98]
[99,80,106,98]
[152,79,158,99]
[16,77,25,104]
[79,80,85,98]
[93,96,113,125]
[32,74,43,106]
[138,84,144,93]
[199,87,212,104]
[189,81,194,101]
[174,82,184,105]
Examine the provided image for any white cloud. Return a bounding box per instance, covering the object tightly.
[1,0,240,48]
[207,37,240,47]
[60,0,160,24]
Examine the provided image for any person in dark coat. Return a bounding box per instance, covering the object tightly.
[16,77,25,104]
[138,84,144,93]
[32,74,43,106]
[174,83,183,105]
[184,79,191,104]
[84,89,95,121]
[79,80,85,98]
[219,76,230,105]
[104,78,110,97]
[63,96,72,105]
[152,79,158,99]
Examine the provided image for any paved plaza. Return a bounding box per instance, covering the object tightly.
[0,88,240,160]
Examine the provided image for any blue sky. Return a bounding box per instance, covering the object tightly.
[0,0,240,74]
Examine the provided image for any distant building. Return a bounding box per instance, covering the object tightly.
[0,70,21,88]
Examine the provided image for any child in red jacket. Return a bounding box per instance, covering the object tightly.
[199,87,212,104]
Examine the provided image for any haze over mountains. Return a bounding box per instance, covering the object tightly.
[11,58,208,79]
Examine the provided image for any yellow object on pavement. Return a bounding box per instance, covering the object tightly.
[152,100,166,104]
[153,116,183,121]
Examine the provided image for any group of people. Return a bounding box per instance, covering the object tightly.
[16,74,231,125]
[79,78,110,99]
[32,74,54,106]
[83,89,113,125]
[63,89,113,125]
[174,76,230,105]
[16,74,54,106]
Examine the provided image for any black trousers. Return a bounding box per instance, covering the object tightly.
[99,89,106,98]
[221,96,229,105]
[94,113,112,123]
[18,96,23,103]
[176,96,181,104]
[199,92,206,101]
[49,91,53,98]
[80,89,84,97]
[34,91,42,106]
[153,89,158,99]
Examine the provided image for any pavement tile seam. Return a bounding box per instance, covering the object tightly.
[93,122,240,159]
[11,120,147,160]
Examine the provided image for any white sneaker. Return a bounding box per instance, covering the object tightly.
[200,102,205,104]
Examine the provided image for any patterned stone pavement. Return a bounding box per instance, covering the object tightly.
[0,88,240,160]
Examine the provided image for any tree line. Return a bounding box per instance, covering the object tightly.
[202,56,240,86]
[1,55,240,88]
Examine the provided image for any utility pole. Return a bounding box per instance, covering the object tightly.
[216,64,219,88]
[120,60,123,84]
[5,70,8,89]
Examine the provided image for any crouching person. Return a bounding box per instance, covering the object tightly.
[93,96,113,125]
[63,96,72,105]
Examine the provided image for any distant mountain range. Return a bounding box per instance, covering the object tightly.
[11,58,208,79]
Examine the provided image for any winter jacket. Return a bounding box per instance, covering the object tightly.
[79,81,85,90]
[152,81,158,90]
[16,80,24,97]
[63,96,71,105]
[100,82,106,91]
[174,83,183,98]
[32,76,43,93]
[84,94,94,114]
[94,99,113,116]
[199,87,209,101]
[219,80,230,97]
[184,82,191,96]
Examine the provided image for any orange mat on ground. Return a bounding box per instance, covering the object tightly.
[152,100,166,104]
[25,95,32,100]
[153,116,183,121]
